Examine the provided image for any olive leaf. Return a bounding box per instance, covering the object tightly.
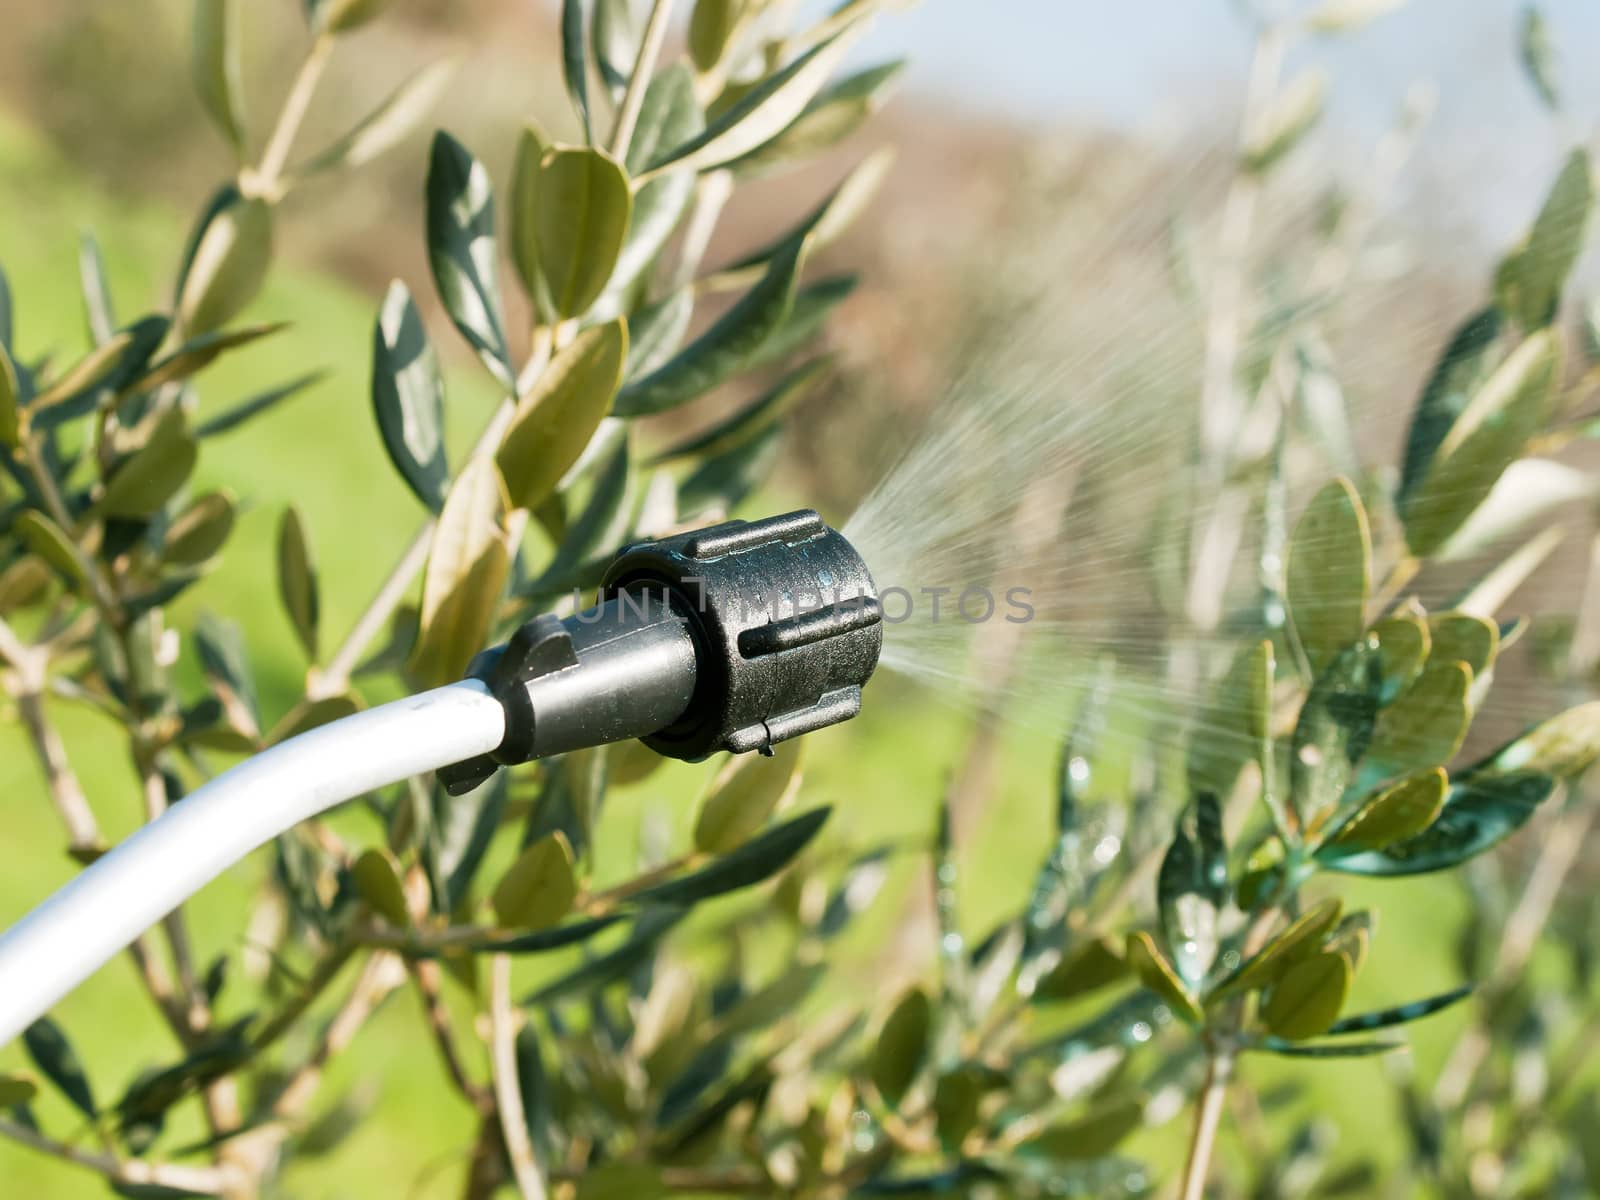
[492,832,578,931]
[653,358,830,463]
[1289,637,1381,832]
[1495,149,1593,330]
[1319,767,1446,856]
[871,986,930,1107]
[0,1073,37,1108]
[1262,951,1351,1040]
[496,319,627,512]
[693,739,805,854]
[1125,930,1202,1024]
[645,27,863,178]
[296,58,458,176]
[561,0,592,143]
[410,456,512,688]
[1286,477,1370,674]
[1364,661,1472,774]
[31,330,136,410]
[23,1018,97,1119]
[276,505,320,661]
[1371,612,1429,705]
[372,280,449,512]
[1157,793,1228,986]
[631,807,831,907]
[175,187,273,336]
[266,693,362,744]
[310,0,392,34]
[731,60,905,174]
[164,490,236,566]
[1214,897,1343,998]
[426,132,513,387]
[677,420,783,517]
[1241,70,1326,173]
[101,408,199,518]
[351,848,410,925]
[1324,984,1473,1035]
[535,146,632,320]
[197,370,325,438]
[625,289,694,380]
[608,65,703,302]
[1,341,22,449]
[1519,7,1560,112]
[1032,937,1131,1005]
[132,322,285,394]
[1020,1098,1145,1161]
[1472,700,1600,778]
[688,0,739,71]
[191,0,245,153]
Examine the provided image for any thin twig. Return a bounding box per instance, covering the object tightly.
[608,0,676,161]
[0,1118,231,1194]
[1179,1046,1233,1200]
[413,960,492,1112]
[254,34,336,194]
[489,953,548,1200]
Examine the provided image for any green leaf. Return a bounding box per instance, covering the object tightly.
[1256,1037,1403,1058]
[276,505,319,661]
[23,1018,97,1118]
[732,60,904,174]
[871,986,930,1107]
[312,0,392,34]
[191,0,245,152]
[1365,661,1472,773]
[677,420,782,517]
[1495,150,1593,329]
[496,319,627,511]
[1474,701,1600,778]
[372,280,449,512]
[14,512,86,588]
[31,330,136,409]
[101,408,198,518]
[653,357,829,463]
[1287,477,1371,673]
[492,832,577,931]
[265,693,362,744]
[523,908,682,1001]
[1427,612,1499,676]
[175,190,273,337]
[350,848,410,926]
[1372,613,1429,705]
[0,341,20,449]
[614,236,809,416]
[296,58,456,175]
[932,1064,986,1150]
[625,288,693,380]
[1214,897,1342,998]
[0,1073,37,1108]
[1241,70,1326,173]
[1321,768,1447,854]
[510,123,553,310]
[164,490,236,565]
[1289,637,1382,832]
[610,65,703,300]
[1440,460,1591,564]
[1125,930,1202,1024]
[1020,1098,1144,1161]
[536,146,633,319]
[0,264,11,351]
[197,370,325,438]
[561,0,593,143]
[1325,983,1472,1034]
[688,0,739,71]
[592,0,641,95]
[1262,950,1350,1039]
[1399,308,1505,505]
[693,739,804,853]
[1519,6,1560,111]
[1157,793,1228,986]
[577,1164,664,1200]
[426,132,512,387]
[195,612,260,732]
[1033,937,1132,1005]
[646,28,863,177]
[633,807,831,907]
[133,322,285,394]
[1325,770,1557,875]
[410,456,512,688]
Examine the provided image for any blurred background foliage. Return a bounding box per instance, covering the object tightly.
[0,1,1599,1198]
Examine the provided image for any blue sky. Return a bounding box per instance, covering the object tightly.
[843,0,1600,242]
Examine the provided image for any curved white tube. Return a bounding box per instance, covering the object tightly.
[0,681,505,1046]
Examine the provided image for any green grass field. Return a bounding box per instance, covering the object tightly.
[0,109,1498,1195]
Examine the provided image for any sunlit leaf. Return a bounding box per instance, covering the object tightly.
[561,0,592,143]
[1262,950,1350,1039]
[536,146,632,319]
[265,693,362,744]
[132,322,285,394]
[276,505,319,661]
[163,490,236,565]
[101,408,198,518]
[1325,984,1472,1035]
[694,739,804,854]
[493,832,578,931]
[410,456,511,687]
[0,342,21,449]
[1020,1097,1144,1161]
[688,0,738,70]
[653,357,829,463]
[0,1073,37,1108]
[871,986,929,1107]
[1371,613,1429,705]
[1287,477,1371,674]
[1157,793,1228,986]
[1495,149,1593,329]
[609,65,703,301]
[1214,897,1342,998]
[497,319,627,511]
[676,420,783,517]
[175,188,273,337]
[1033,937,1132,1006]
[1241,70,1326,173]
[1125,930,1202,1024]
[1473,701,1600,777]
[1398,308,1504,505]
[632,807,830,906]
[351,848,410,926]
[297,58,457,175]
[31,330,135,410]
[733,61,904,174]
[1365,661,1472,773]
[426,132,512,387]
[1320,768,1446,855]
[576,1164,664,1200]
[372,280,449,512]
[624,289,693,380]
[191,0,245,152]
[1290,637,1382,831]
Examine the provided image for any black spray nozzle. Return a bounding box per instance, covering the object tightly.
[439,509,881,795]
